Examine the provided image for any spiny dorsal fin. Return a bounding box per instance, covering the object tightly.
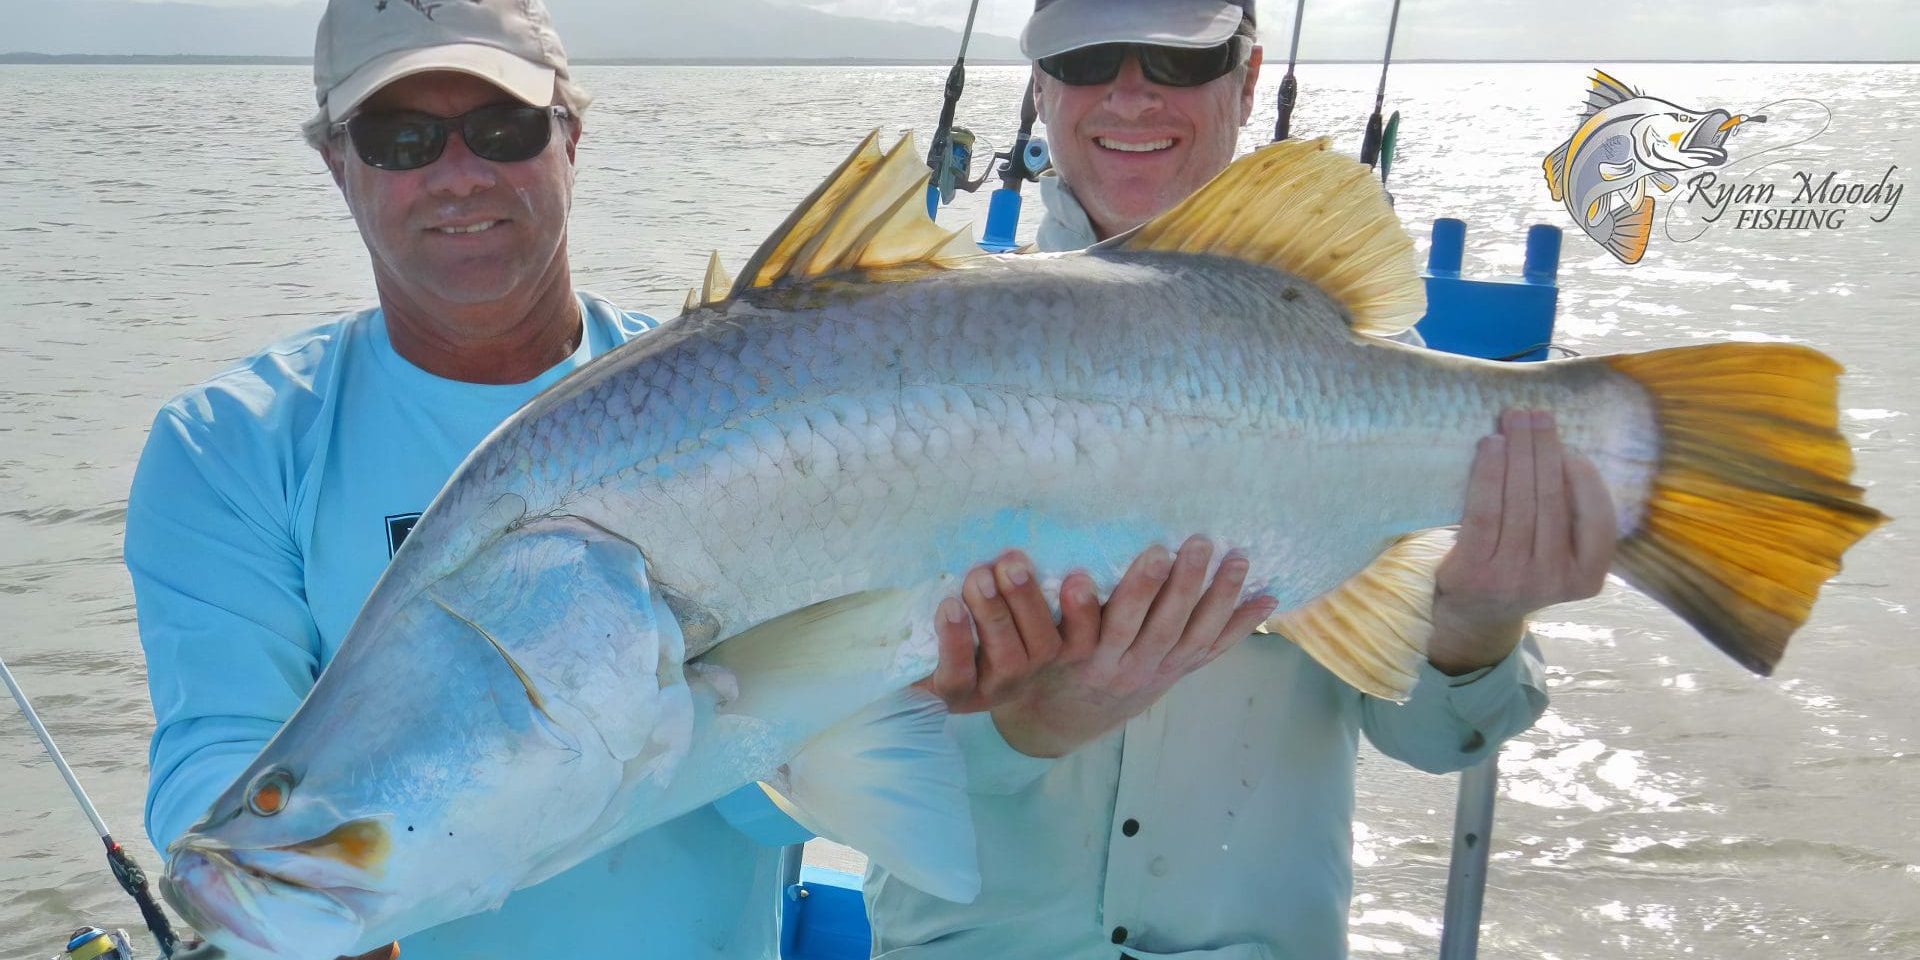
[731,131,984,297]
[1584,70,1640,116]
[1107,137,1424,337]
[683,251,734,311]
[1263,528,1456,701]
[701,251,731,304]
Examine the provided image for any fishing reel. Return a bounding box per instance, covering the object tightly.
[930,127,982,206]
[1014,138,1050,181]
[52,928,136,960]
[929,126,1051,209]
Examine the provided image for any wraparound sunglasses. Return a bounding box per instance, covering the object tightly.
[333,103,571,171]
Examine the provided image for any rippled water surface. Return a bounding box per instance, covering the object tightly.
[1,62,1916,958]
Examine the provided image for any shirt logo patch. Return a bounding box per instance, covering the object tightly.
[386,513,423,557]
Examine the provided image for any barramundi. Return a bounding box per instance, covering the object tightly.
[160,135,1884,958]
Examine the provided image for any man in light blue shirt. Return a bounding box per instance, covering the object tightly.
[126,2,1267,957]
[126,3,809,957]
[865,2,1617,958]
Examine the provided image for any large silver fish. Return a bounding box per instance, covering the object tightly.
[160,135,1883,959]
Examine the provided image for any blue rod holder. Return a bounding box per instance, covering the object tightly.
[1427,218,1466,278]
[1416,220,1564,363]
[1522,224,1562,286]
[979,188,1024,252]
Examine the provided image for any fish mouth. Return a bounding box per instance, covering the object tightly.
[164,832,382,955]
[1642,122,1723,169]
[1678,109,1744,158]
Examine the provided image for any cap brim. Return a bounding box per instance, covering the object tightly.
[1021,0,1244,59]
[324,43,555,120]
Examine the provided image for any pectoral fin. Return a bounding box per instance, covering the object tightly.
[697,586,939,706]
[766,687,980,903]
[1262,529,1457,701]
[685,586,976,901]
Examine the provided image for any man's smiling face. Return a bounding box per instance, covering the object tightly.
[1034,44,1261,240]
[327,71,579,311]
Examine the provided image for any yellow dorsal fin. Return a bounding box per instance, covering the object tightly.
[1261,528,1455,701]
[1110,137,1425,337]
[731,131,984,296]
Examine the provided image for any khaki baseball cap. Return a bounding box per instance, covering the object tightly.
[313,0,572,123]
[1022,0,1255,60]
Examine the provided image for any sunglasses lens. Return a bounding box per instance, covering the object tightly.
[348,111,445,171]
[1139,42,1239,87]
[1038,41,1241,88]
[1038,44,1127,86]
[463,105,555,164]
[346,105,556,170]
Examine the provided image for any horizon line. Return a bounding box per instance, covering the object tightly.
[3,53,1916,66]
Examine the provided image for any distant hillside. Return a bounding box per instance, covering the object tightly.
[0,0,1024,61]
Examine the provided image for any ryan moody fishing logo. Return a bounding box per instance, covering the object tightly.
[1542,70,1902,264]
[1682,166,1903,232]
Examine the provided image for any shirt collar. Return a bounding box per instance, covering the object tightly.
[1036,173,1101,252]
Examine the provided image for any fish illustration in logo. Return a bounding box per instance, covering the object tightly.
[1544,70,1760,263]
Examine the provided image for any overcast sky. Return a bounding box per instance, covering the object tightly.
[102,0,1920,61]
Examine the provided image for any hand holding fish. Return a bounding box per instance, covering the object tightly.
[1426,409,1619,675]
[915,551,1067,714]
[989,537,1280,758]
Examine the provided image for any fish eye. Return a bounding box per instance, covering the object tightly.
[247,768,297,817]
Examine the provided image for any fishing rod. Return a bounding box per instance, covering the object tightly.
[1379,110,1402,185]
[925,0,985,217]
[1271,0,1307,141]
[2,653,183,958]
[920,0,1049,251]
[977,78,1048,252]
[1357,0,1404,169]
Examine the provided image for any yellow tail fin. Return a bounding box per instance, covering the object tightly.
[1606,343,1887,674]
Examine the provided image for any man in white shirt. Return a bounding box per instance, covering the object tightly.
[864,2,1616,957]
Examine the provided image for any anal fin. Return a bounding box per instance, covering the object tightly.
[1603,195,1656,264]
[1265,529,1457,701]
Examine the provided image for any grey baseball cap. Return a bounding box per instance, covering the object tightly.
[1021,0,1255,60]
[312,0,572,123]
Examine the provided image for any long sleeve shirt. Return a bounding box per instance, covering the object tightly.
[126,292,792,959]
[863,178,1551,960]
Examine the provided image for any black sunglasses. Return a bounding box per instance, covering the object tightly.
[333,103,571,172]
[1037,39,1247,88]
